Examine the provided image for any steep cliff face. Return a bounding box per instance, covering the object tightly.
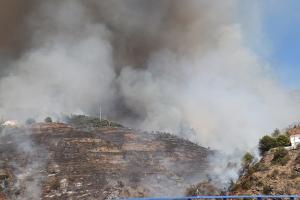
[230,148,300,195]
[0,123,212,199]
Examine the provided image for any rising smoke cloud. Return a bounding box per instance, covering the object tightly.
[0,0,299,152]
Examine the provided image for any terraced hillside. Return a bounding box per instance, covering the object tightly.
[0,123,212,199]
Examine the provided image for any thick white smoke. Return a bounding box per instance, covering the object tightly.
[0,1,116,120]
[0,0,299,153]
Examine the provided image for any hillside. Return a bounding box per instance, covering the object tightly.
[0,123,212,199]
[230,148,300,194]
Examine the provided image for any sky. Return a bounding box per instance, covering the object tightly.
[259,0,300,90]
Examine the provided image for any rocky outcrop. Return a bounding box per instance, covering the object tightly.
[0,123,212,199]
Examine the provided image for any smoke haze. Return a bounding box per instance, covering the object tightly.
[0,0,299,152]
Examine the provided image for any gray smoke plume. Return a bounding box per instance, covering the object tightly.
[0,0,300,153]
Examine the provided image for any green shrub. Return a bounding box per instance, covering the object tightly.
[258,133,291,156]
[243,152,254,164]
[259,135,277,155]
[272,147,289,165]
[65,114,123,129]
[26,118,36,125]
[275,134,291,147]
[252,162,268,172]
[44,117,53,123]
[271,129,281,137]
[253,162,269,171]
[65,115,102,128]
[241,153,255,175]
[109,121,123,127]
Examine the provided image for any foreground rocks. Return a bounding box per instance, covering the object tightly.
[0,123,212,199]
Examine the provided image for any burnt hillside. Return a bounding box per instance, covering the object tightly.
[0,123,212,199]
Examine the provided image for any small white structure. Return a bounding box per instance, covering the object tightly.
[2,120,18,126]
[290,133,300,149]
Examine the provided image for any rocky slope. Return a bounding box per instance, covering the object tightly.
[230,148,300,194]
[0,123,212,199]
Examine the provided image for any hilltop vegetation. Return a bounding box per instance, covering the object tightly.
[64,114,123,129]
[1,114,123,130]
[258,129,291,155]
[230,147,300,194]
[230,128,300,194]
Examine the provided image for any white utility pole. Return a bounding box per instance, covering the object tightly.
[99,104,102,122]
